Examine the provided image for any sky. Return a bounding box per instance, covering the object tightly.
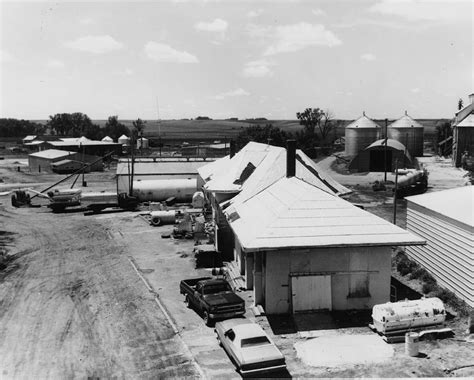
[0,0,472,121]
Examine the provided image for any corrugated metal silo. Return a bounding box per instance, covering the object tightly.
[118,134,131,146]
[344,112,381,157]
[388,112,424,157]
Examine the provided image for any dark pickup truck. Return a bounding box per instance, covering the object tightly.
[180,277,245,326]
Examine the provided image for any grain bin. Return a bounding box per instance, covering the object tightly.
[388,112,424,157]
[102,136,114,142]
[344,112,381,157]
[118,134,131,146]
[136,137,149,149]
[372,297,446,335]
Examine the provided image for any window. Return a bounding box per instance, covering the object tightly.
[225,329,236,341]
[241,336,270,347]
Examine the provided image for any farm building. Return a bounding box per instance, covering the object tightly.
[198,141,351,260]
[226,176,425,314]
[28,149,78,173]
[388,112,424,157]
[452,93,474,167]
[46,136,122,157]
[51,159,86,174]
[348,139,414,172]
[116,157,210,194]
[22,135,37,144]
[405,186,474,307]
[29,149,104,173]
[181,142,229,158]
[344,112,381,157]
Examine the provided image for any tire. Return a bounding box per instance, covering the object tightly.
[11,194,18,208]
[203,311,212,327]
[151,216,162,226]
[184,295,191,308]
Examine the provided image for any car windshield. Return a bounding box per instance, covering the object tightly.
[241,336,270,347]
[203,283,231,294]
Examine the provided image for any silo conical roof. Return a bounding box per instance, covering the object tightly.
[389,112,424,129]
[346,113,381,129]
[118,134,130,140]
[102,136,113,142]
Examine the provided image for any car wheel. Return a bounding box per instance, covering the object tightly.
[203,311,212,326]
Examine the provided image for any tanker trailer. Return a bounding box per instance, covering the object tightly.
[132,178,197,203]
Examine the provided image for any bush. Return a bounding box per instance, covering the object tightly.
[409,267,436,285]
[433,288,471,317]
[397,256,418,276]
[422,282,437,294]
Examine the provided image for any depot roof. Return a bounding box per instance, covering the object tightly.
[227,176,425,252]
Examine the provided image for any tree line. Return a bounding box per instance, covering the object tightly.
[0,113,146,141]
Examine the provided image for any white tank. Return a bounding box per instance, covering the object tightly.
[372,297,446,334]
[118,134,131,146]
[136,137,149,149]
[192,191,205,208]
[150,210,176,226]
[132,178,197,202]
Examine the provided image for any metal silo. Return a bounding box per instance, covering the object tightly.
[118,134,131,146]
[388,112,424,157]
[344,112,381,157]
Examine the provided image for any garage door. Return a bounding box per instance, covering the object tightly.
[292,275,332,313]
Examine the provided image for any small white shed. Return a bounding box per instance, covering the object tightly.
[406,186,474,307]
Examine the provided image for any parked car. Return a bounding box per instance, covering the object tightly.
[215,318,286,376]
[180,277,245,326]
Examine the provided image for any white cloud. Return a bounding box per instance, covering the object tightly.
[195,18,228,32]
[144,41,199,63]
[214,88,250,100]
[369,0,469,22]
[46,59,65,68]
[361,53,376,61]
[263,23,341,56]
[411,87,421,93]
[65,35,123,54]
[312,8,326,16]
[247,9,263,18]
[242,59,275,78]
[0,50,16,63]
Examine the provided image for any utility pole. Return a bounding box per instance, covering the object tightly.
[384,118,388,183]
[81,142,87,187]
[130,134,135,196]
[393,156,399,225]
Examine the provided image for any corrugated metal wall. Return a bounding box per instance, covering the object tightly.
[406,203,474,307]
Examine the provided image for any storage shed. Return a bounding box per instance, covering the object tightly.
[406,186,474,307]
[28,149,78,173]
[51,159,86,174]
[348,139,414,172]
[344,112,381,157]
[226,176,425,314]
[452,93,474,167]
[47,137,121,158]
[388,112,424,157]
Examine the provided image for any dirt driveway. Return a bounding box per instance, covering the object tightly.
[0,205,199,378]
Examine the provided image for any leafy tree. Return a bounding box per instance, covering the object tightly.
[235,124,291,151]
[104,116,129,141]
[46,112,97,137]
[196,116,212,120]
[132,118,146,139]
[0,118,45,137]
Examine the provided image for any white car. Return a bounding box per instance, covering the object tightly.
[215,318,286,376]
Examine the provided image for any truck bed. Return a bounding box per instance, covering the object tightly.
[180,277,212,295]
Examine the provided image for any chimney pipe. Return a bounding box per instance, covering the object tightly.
[229,139,236,158]
[286,139,296,178]
[469,93,474,105]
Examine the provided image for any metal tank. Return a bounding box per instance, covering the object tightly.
[132,178,197,202]
[136,137,149,149]
[118,134,131,146]
[372,297,446,334]
[388,112,424,157]
[344,112,381,157]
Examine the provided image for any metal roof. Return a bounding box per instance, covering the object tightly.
[102,136,114,142]
[116,159,208,176]
[389,113,424,129]
[199,142,351,197]
[366,138,407,151]
[49,140,120,147]
[345,114,381,129]
[29,149,76,160]
[22,135,37,141]
[456,113,474,128]
[406,186,474,228]
[226,177,425,252]
[51,159,78,166]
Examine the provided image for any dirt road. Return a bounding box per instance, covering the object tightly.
[0,205,199,378]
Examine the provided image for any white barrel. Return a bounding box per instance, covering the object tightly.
[405,332,419,357]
